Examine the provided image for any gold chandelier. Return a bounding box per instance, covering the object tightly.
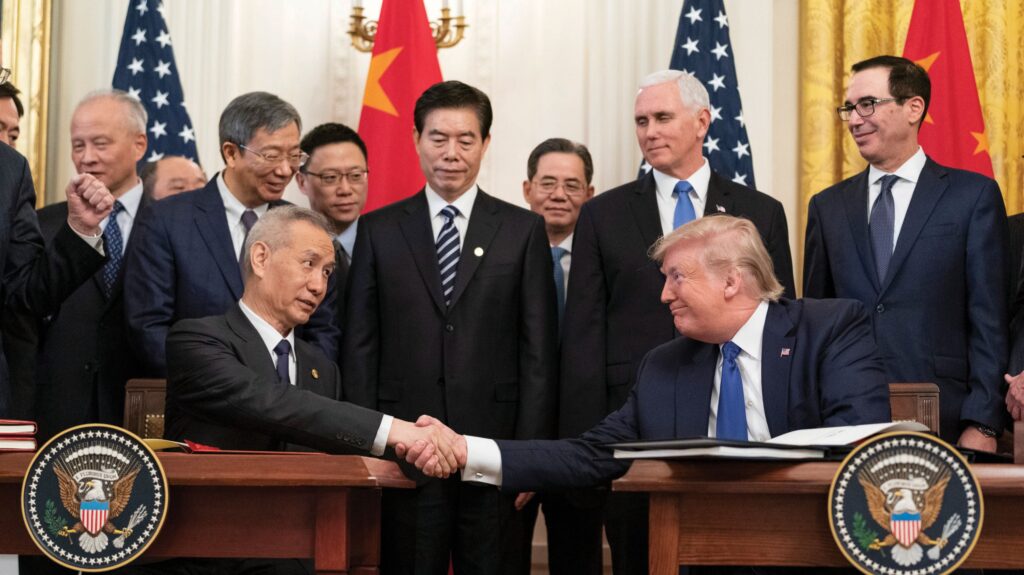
[348,1,468,52]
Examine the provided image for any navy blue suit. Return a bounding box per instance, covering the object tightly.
[497,298,891,491]
[123,177,339,375]
[804,158,1008,442]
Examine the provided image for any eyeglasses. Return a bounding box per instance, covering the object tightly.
[836,97,902,121]
[534,179,587,197]
[304,169,368,186]
[238,144,309,168]
[0,68,10,85]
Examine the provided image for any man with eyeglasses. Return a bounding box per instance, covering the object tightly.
[125,91,340,376]
[804,55,1008,450]
[296,122,368,329]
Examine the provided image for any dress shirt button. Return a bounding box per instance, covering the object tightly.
[445,323,455,333]
[746,400,754,408]
[475,472,483,479]
[875,304,885,313]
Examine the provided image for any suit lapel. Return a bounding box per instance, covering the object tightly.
[880,159,947,295]
[674,342,717,437]
[225,304,277,379]
[760,301,795,438]
[842,170,882,292]
[628,172,664,249]
[703,173,735,217]
[194,180,245,299]
[398,191,447,315]
[449,190,501,309]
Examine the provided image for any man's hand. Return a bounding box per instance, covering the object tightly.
[1006,372,1024,421]
[389,415,463,478]
[66,174,114,236]
[513,492,535,511]
[957,425,997,453]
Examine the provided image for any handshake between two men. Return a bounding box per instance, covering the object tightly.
[390,415,468,479]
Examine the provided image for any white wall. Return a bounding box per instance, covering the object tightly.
[47,0,798,253]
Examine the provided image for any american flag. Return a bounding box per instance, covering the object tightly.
[112,0,199,171]
[669,0,755,188]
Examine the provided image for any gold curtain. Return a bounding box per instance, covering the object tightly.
[798,0,1024,263]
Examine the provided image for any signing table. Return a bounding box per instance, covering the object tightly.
[0,452,412,575]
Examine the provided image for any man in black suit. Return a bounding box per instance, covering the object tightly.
[0,80,23,146]
[559,69,795,575]
[342,81,558,575]
[296,122,368,331]
[125,92,340,376]
[804,56,1008,449]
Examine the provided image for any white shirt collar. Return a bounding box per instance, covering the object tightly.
[652,157,712,204]
[218,172,269,222]
[104,180,144,227]
[336,218,358,259]
[425,183,479,220]
[724,300,770,361]
[868,146,927,186]
[238,300,296,357]
[555,232,573,253]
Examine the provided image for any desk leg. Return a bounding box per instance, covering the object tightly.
[313,487,382,575]
[649,493,681,575]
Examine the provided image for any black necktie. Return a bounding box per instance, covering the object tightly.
[273,339,291,385]
[870,175,899,283]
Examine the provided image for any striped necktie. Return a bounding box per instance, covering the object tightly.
[436,205,461,307]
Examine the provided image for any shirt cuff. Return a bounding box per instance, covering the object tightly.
[370,415,393,457]
[71,225,105,255]
[461,435,502,486]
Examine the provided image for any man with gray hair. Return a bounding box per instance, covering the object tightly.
[125,91,339,376]
[559,70,795,574]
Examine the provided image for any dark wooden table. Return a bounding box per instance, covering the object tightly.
[615,459,1024,573]
[1,452,413,575]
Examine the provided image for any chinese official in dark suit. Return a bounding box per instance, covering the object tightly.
[342,81,558,575]
[804,55,1008,450]
[124,92,340,376]
[296,122,368,333]
[400,216,890,575]
[560,70,795,575]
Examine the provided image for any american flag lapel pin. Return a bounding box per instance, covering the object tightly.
[780,348,791,357]
[716,204,726,213]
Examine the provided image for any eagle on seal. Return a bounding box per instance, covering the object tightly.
[858,469,951,566]
[54,465,140,553]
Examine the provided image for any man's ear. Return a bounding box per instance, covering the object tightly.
[722,267,743,300]
[249,241,271,278]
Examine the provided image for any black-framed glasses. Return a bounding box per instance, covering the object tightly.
[837,97,902,121]
[534,179,586,197]
[239,144,309,168]
[0,68,10,85]
[305,169,368,186]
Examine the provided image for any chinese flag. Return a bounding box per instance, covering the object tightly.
[902,0,993,177]
[359,0,443,211]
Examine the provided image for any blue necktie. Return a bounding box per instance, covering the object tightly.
[273,339,291,385]
[100,200,125,298]
[870,175,898,284]
[239,209,258,265]
[551,246,567,324]
[716,341,748,441]
[436,205,461,307]
[673,180,697,229]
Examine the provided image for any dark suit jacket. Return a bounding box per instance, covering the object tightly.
[558,170,795,438]
[31,199,148,440]
[499,298,891,491]
[1007,214,1024,374]
[124,176,340,375]
[165,304,381,452]
[0,147,105,416]
[804,158,1008,441]
[342,189,558,441]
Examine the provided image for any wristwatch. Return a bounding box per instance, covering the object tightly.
[972,423,998,438]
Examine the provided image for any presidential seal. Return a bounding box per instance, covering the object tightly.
[21,424,168,572]
[828,431,982,575]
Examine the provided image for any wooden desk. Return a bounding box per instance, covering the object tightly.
[614,460,1024,573]
[0,452,413,575]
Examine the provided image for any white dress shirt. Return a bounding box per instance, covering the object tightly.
[218,173,269,257]
[238,300,391,455]
[425,184,479,249]
[867,146,927,250]
[99,180,144,254]
[652,158,713,237]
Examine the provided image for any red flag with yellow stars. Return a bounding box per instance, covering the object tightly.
[358,0,443,211]
[902,0,993,177]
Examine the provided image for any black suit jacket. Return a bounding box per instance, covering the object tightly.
[499,298,891,491]
[165,304,382,452]
[1007,214,1024,374]
[804,158,1008,440]
[30,198,149,440]
[558,170,794,437]
[342,189,558,441]
[0,147,105,415]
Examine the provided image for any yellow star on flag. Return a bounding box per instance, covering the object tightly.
[914,51,941,72]
[363,47,403,116]
[970,130,989,156]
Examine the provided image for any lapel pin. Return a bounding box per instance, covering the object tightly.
[716,204,726,213]
[474,247,484,257]
[311,369,319,380]
[780,348,791,357]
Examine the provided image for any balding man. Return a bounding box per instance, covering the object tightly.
[141,155,207,200]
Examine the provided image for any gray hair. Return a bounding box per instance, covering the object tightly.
[241,205,333,280]
[219,91,302,161]
[638,69,710,112]
[76,89,148,134]
[650,215,784,301]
